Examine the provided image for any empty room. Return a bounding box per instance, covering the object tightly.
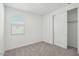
[1,3,79,56]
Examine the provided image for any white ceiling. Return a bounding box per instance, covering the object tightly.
[5,3,69,15]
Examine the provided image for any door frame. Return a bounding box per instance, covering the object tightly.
[53,15,55,45]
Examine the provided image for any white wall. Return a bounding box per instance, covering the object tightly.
[43,7,67,48]
[43,14,53,44]
[0,3,4,55]
[43,5,67,45]
[5,7,43,50]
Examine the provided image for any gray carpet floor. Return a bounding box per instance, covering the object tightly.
[4,41,79,56]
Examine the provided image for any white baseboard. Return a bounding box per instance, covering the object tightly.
[0,52,4,56]
[43,40,53,45]
[5,40,42,51]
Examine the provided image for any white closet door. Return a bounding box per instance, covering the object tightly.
[78,7,79,54]
[0,3,4,56]
[54,11,67,48]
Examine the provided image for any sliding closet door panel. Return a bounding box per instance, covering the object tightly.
[68,23,77,48]
[54,11,67,49]
[67,8,77,48]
